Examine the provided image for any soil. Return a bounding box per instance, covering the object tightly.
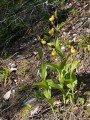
[0,0,90,120]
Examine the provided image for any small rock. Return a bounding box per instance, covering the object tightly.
[3,90,11,100]
[12,89,15,94]
[73,34,77,36]
[87,103,90,107]
[53,100,61,106]
[61,46,65,51]
[31,105,39,116]
[9,63,17,72]
[66,99,70,105]
[55,58,58,62]
[10,67,17,71]
[24,98,37,105]
[71,106,78,112]
[11,63,16,68]
[33,52,38,55]
[73,37,76,41]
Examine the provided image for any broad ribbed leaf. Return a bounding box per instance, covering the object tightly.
[43,89,51,99]
[47,63,60,72]
[47,42,55,47]
[34,80,48,89]
[55,38,60,51]
[37,47,43,59]
[59,60,66,72]
[39,63,47,80]
[70,61,79,74]
[47,80,63,92]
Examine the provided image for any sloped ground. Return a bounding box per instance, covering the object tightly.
[0,0,90,120]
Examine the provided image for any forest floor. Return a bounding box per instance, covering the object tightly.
[0,0,90,120]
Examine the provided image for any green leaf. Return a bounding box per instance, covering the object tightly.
[34,91,45,99]
[39,63,47,80]
[47,38,60,51]
[59,60,66,72]
[57,22,65,30]
[48,80,60,89]
[34,80,48,89]
[37,47,43,59]
[64,72,71,83]
[47,42,55,47]
[47,80,64,92]
[47,98,54,107]
[73,80,77,86]
[67,80,77,90]
[65,63,71,71]
[87,45,90,51]
[55,38,60,51]
[47,63,60,72]
[79,97,84,105]
[43,89,51,99]
[67,83,72,90]
[71,72,77,81]
[47,60,66,73]
[53,108,60,113]
[71,61,79,74]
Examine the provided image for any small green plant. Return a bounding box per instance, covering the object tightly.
[2,49,9,59]
[34,63,54,110]
[34,57,79,109]
[17,59,28,77]
[78,97,85,105]
[48,37,63,58]
[34,7,80,111]
[0,68,11,84]
[69,9,79,15]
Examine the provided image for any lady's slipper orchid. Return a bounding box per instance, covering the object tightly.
[41,39,46,45]
[71,46,76,54]
[52,48,57,56]
[49,15,55,22]
[49,28,55,35]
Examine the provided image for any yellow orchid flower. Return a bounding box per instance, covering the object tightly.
[71,46,76,54]
[49,15,55,22]
[41,39,46,45]
[52,48,57,56]
[49,28,55,35]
